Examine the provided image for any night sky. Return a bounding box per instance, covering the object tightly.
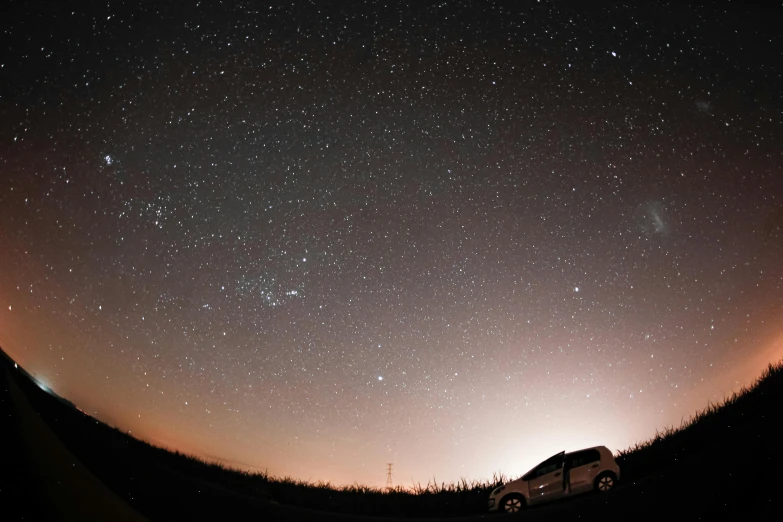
[1,1,782,487]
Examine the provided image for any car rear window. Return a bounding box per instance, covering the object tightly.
[567,449,601,468]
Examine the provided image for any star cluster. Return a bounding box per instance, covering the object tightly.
[1,2,781,486]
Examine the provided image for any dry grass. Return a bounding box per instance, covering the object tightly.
[615,361,783,481]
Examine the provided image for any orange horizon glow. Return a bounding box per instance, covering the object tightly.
[4,323,782,488]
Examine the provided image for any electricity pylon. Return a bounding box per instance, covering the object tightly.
[385,463,394,489]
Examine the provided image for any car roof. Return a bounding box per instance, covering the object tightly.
[565,445,608,455]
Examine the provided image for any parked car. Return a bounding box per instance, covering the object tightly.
[488,446,620,513]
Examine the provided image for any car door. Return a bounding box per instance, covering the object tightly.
[565,449,602,494]
[525,451,566,505]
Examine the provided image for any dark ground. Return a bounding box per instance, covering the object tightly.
[1,348,781,521]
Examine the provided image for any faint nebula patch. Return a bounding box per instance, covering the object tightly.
[695,100,713,114]
[638,201,670,237]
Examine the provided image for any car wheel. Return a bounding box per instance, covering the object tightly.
[594,472,616,493]
[499,494,525,514]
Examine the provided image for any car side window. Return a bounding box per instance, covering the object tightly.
[566,449,601,468]
[529,453,563,478]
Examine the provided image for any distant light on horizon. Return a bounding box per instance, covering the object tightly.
[36,379,52,394]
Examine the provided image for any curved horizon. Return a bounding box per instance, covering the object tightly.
[1,2,782,489]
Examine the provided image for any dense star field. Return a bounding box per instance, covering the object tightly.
[1,2,782,486]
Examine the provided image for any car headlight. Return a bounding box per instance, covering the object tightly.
[491,486,505,496]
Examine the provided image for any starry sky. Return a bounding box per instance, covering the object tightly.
[1,1,782,487]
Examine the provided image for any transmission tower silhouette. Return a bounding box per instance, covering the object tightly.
[385,463,394,489]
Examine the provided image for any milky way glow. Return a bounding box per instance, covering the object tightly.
[0,2,781,487]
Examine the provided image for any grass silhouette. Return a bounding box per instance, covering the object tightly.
[3,344,782,518]
[615,362,783,482]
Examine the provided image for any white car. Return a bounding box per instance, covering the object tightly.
[488,446,620,513]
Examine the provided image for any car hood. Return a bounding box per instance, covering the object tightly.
[507,477,527,488]
[493,477,527,496]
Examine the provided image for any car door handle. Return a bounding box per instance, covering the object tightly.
[591,464,599,468]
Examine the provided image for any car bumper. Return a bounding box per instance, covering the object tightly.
[488,498,498,512]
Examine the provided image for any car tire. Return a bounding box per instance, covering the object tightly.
[594,471,617,493]
[499,493,526,514]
